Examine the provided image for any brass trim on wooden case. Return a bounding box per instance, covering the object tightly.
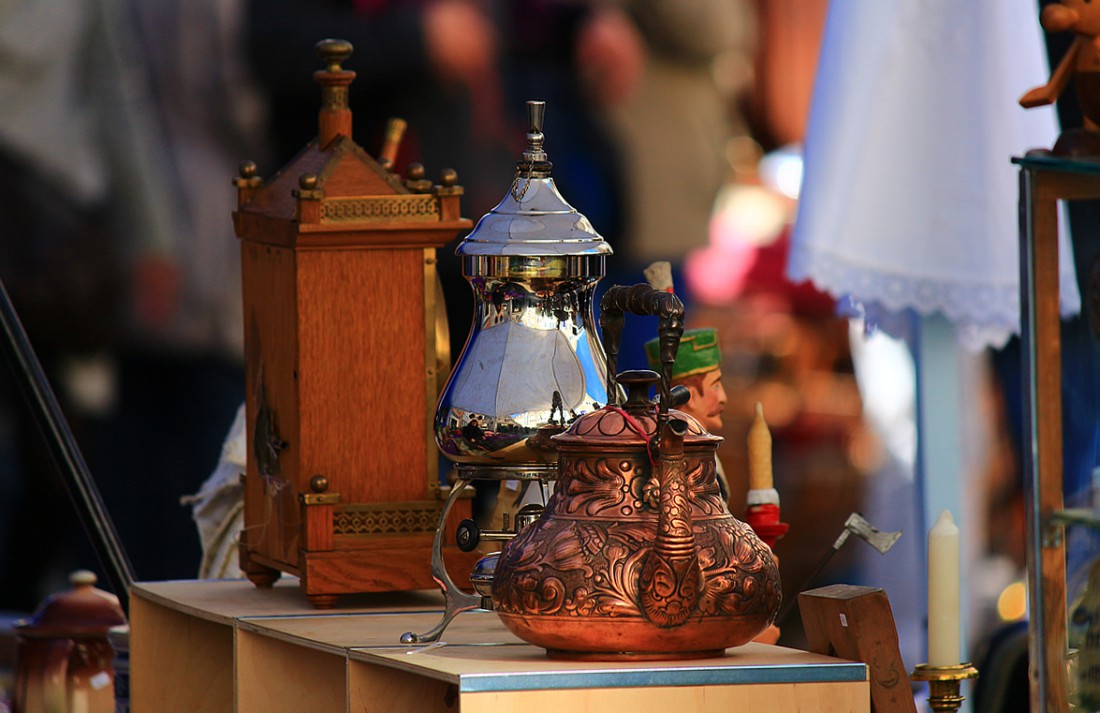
[321,195,441,223]
[300,493,341,506]
[424,248,448,497]
[332,501,444,535]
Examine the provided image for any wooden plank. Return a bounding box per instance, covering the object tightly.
[241,240,301,569]
[1035,172,1100,202]
[130,580,444,625]
[348,651,868,713]
[1024,170,1070,713]
[350,658,454,713]
[459,681,869,713]
[129,593,233,713]
[233,211,469,248]
[304,501,335,551]
[236,629,346,713]
[296,247,428,504]
[301,539,480,594]
[350,640,863,683]
[239,609,522,653]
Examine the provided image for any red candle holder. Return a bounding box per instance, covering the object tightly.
[745,502,789,549]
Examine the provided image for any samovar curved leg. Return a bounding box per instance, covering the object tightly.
[401,478,483,644]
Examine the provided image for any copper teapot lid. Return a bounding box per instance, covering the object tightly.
[554,371,721,447]
[18,570,126,637]
[455,101,613,258]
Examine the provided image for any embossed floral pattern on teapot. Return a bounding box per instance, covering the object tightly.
[490,285,781,660]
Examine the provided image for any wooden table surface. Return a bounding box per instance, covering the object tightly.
[130,579,869,713]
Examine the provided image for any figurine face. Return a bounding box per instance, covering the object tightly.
[1042,0,1100,37]
[683,369,727,433]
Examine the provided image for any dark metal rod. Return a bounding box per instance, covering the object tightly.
[0,277,135,612]
[775,545,838,626]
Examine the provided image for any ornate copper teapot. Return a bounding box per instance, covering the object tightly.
[490,284,781,659]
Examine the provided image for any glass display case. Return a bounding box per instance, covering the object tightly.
[1014,152,1100,713]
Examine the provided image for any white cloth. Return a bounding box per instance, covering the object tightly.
[788,0,1080,352]
[184,403,246,579]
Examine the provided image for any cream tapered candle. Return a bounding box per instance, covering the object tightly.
[927,509,960,666]
[747,402,773,491]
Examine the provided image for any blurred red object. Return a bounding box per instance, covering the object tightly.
[686,224,834,317]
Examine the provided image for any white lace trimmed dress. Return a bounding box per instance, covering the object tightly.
[788,0,1080,351]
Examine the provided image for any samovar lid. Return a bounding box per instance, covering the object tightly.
[456,101,613,258]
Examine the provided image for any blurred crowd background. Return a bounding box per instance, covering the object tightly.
[0,1,1088,704]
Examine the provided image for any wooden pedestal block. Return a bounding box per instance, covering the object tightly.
[799,584,915,713]
[231,40,476,606]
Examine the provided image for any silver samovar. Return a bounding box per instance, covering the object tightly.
[403,101,612,643]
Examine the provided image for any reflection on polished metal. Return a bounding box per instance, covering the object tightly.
[435,104,612,468]
[911,663,979,713]
[401,466,551,645]
[490,285,782,660]
[403,100,613,644]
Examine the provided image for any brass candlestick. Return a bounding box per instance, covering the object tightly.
[911,663,979,713]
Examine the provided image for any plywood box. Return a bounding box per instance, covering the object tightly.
[129,579,870,713]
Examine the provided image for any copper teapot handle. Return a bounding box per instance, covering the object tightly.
[598,284,684,422]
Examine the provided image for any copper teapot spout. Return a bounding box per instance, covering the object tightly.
[640,417,701,627]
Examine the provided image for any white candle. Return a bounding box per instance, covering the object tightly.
[927,509,960,666]
[747,402,773,491]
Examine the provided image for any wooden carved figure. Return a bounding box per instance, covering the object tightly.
[644,328,729,498]
[1020,0,1100,156]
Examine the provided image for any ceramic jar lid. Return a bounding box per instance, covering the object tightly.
[17,570,126,638]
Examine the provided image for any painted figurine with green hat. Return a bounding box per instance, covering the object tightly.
[644,327,730,500]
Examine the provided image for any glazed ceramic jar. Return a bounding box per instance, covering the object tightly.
[13,570,127,713]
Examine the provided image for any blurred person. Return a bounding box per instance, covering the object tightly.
[247,0,506,183]
[592,0,754,267]
[86,0,270,584]
[500,1,629,244]
[0,0,183,605]
[788,0,1069,675]
[2,0,272,600]
[580,0,757,371]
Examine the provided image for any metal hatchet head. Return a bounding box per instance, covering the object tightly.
[833,512,902,554]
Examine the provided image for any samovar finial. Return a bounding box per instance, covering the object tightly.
[522,100,548,166]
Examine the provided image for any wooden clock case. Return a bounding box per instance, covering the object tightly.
[231,40,477,607]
